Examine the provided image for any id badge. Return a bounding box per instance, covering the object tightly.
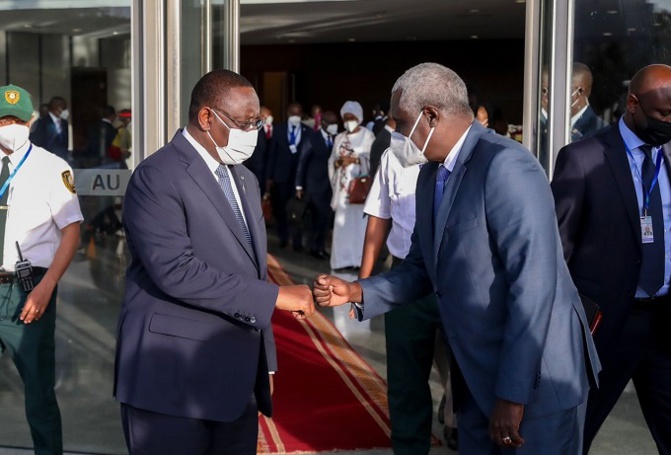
[641,216,654,243]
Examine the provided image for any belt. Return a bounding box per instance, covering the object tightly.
[634,293,670,309]
[0,267,48,285]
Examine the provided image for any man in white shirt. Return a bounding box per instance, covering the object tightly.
[360,148,456,453]
[0,84,83,455]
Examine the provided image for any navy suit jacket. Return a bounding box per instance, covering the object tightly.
[295,129,333,207]
[267,123,312,184]
[359,122,600,420]
[244,128,271,189]
[571,106,608,142]
[115,131,279,422]
[30,116,69,160]
[552,123,671,350]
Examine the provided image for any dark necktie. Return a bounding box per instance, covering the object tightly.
[265,125,271,140]
[215,165,252,250]
[290,126,297,146]
[434,165,451,223]
[0,156,10,265]
[639,145,665,296]
[326,134,333,149]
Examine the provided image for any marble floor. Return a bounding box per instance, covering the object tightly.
[0,226,659,454]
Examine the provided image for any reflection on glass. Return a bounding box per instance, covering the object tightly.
[0,5,130,454]
[574,0,671,132]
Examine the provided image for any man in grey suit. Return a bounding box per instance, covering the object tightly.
[115,69,315,455]
[313,63,600,454]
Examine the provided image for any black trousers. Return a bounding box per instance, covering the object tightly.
[121,397,258,455]
[583,302,671,454]
[271,182,302,249]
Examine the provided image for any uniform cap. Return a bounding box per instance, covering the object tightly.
[0,85,34,122]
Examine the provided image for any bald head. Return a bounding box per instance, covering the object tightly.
[629,64,671,98]
[624,64,671,146]
[188,69,254,123]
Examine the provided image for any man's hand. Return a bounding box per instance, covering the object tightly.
[313,274,361,308]
[275,285,315,320]
[489,398,525,449]
[19,278,56,324]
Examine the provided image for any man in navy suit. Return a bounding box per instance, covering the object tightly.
[552,64,671,454]
[295,110,337,259]
[115,69,315,455]
[314,63,600,454]
[29,96,69,161]
[266,103,313,250]
[569,63,607,142]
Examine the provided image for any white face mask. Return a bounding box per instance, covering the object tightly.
[288,115,302,127]
[265,115,273,125]
[344,120,359,133]
[571,88,581,108]
[59,109,69,121]
[389,110,434,168]
[207,109,258,165]
[326,123,338,135]
[0,123,30,152]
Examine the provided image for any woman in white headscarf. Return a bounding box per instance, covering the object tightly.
[328,100,376,270]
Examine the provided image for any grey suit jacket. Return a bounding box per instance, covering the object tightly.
[115,130,279,422]
[359,122,600,419]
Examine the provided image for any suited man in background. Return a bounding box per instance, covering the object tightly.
[369,116,396,179]
[115,69,315,455]
[266,102,313,250]
[570,63,607,142]
[295,110,337,259]
[30,96,70,161]
[552,64,671,454]
[85,105,118,165]
[245,105,272,189]
[314,63,600,454]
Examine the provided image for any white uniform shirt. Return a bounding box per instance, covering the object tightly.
[3,141,83,270]
[364,148,421,259]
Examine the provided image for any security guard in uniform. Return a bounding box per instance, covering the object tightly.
[0,84,83,455]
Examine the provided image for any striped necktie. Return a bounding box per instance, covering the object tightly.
[215,165,252,250]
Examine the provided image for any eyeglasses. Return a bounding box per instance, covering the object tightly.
[213,108,264,132]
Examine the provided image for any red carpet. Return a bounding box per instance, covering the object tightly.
[258,255,392,453]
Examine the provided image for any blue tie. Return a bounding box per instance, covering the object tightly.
[434,165,450,223]
[639,145,665,296]
[215,165,253,250]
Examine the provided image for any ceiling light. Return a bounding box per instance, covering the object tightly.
[606,10,618,14]
[602,32,612,36]
[470,9,480,13]
[471,35,479,39]
[515,0,526,3]
[347,37,356,42]
[627,27,636,32]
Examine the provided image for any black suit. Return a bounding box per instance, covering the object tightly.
[266,123,313,249]
[244,128,271,192]
[295,129,333,253]
[86,119,118,163]
[369,127,392,180]
[30,116,69,161]
[552,122,671,454]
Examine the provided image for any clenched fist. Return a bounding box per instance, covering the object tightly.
[312,274,362,307]
[275,285,315,320]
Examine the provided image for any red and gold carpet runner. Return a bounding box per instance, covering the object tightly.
[258,255,392,453]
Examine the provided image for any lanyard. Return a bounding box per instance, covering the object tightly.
[625,144,663,215]
[0,145,32,200]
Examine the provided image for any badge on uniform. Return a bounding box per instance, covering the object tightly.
[641,216,654,243]
[61,170,76,194]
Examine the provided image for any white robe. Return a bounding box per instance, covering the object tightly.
[328,127,375,269]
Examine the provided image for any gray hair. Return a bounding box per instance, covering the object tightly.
[392,63,473,120]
